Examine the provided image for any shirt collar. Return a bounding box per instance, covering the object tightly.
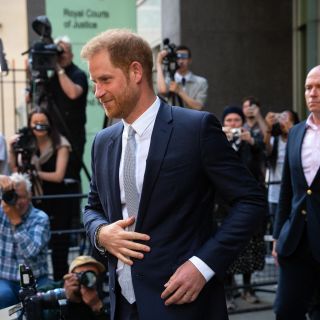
[122,96,160,137]
[175,71,193,83]
[306,113,320,131]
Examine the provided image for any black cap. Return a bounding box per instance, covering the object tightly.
[221,105,245,124]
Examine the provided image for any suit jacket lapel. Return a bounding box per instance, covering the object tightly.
[107,124,123,222]
[295,122,308,187]
[135,103,173,231]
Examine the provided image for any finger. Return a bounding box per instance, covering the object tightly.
[164,274,176,288]
[175,291,195,305]
[122,239,151,252]
[116,216,136,228]
[124,231,151,242]
[117,253,133,266]
[161,279,179,300]
[120,247,146,260]
[164,286,186,306]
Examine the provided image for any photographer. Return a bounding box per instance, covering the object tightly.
[8,106,72,281]
[26,33,88,183]
[47,36,88,183]
[156,45,208,110]
[217,106,266,310]
[0,173,50,309]
[242,96,269,139]
[264,110,299,234]
[62,256,108,320]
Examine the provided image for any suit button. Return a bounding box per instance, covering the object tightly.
[301,209,307,215]
[307,189,312,195]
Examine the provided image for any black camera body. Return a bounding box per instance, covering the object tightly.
[1,189,18,205]
[27,16,63,73]
[271,122,283,137]
[18,264,68,320]
[75,270,97,289]
[12,127,37,174]
[162,38,178,80]
[30,42,62,72]
[12,127,36,154]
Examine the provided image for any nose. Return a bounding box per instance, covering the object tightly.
[94,83,105,99]
[310,87,319,96]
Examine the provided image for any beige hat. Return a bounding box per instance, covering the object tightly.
[69,255,106,274]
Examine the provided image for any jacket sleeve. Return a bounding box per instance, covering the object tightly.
[83,134,110,248]
[195,113,267,279]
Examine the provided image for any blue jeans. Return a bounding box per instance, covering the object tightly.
[0,276,51,309]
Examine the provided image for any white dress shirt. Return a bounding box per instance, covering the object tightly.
[301,114,320,186]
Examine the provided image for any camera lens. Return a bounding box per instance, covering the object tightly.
[2,189,18,205]
[77,271,97,288]
[40,288,66,308]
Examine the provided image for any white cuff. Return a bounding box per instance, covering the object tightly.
[189,256,215,282]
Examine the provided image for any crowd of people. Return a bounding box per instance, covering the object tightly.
[0,28,319,320]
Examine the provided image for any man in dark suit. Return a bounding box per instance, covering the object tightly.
[272,65,320,319]
[81,29,266,320]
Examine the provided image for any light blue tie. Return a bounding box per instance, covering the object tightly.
[123,126,139,228]
[119,125,139,303]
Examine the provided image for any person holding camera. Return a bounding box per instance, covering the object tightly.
[242,96,269,138]
[264,110,299,235]
[156,45,208,110]
[217,106,266,310]
[62,255,109,320]
[8,106,72,281]
[47,35,88,184]
[0,173,51,309]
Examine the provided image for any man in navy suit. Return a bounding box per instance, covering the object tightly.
[81,29,266,320]
[272,65,320,319]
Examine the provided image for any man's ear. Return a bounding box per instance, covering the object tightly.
[129,61,143,83]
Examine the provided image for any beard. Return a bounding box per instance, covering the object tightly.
[103,82,140,120]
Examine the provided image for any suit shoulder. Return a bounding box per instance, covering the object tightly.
[95,121,123,141]
[289,121,306,135]
[171,106,219,124]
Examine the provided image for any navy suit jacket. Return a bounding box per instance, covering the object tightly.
[84,102,266,320]
[273,121,320,262]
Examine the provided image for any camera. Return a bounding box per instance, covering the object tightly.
[22,16,64,107]
[1,189,18,205]
[12,127,37,174]
[75,270,97,289]
[16,264,67,320]
[230,128,242,139]
[270,113,284,137]
[12,127,36,155]
[26,16,63,72]
[271,122,282,136]
[32,123,50,132]
[162,38,178,80]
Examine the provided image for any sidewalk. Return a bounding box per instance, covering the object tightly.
[229,285,276,320]
[230,309,274,320]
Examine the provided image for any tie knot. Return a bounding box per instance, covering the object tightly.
[128,126,135,138]
[181,77,186,86]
